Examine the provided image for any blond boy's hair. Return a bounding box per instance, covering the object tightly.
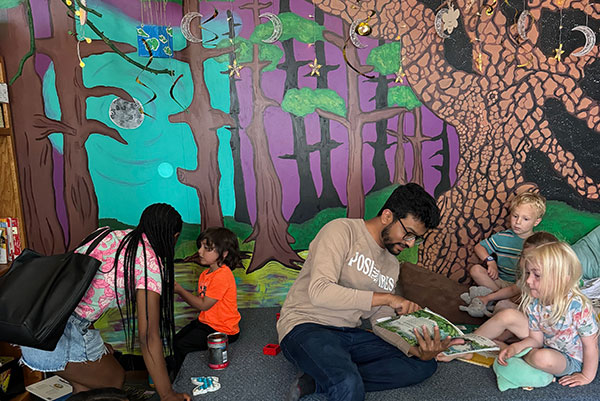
[510,192,546,219]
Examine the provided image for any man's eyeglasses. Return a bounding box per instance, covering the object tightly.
[398,219,425,245]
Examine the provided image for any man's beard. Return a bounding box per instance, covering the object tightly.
[382,223,404,255]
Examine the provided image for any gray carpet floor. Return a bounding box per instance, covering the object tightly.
[173,307,600,400]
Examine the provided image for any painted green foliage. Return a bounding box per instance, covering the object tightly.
[366,42,401,75]
[0,0,22,8]
[215,36,282,71]
[252,12,324,44]
[389,86,422,110]
[281,88,347,118]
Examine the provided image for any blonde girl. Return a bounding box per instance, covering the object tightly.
[498,241,599,387]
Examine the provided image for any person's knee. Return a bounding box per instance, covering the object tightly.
[469,264,485,277]
[412,359,437,383]
[329,371,364,401]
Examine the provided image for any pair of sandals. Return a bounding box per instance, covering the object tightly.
[191,376,221,395]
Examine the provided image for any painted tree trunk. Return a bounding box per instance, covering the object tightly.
[1,4,66,254]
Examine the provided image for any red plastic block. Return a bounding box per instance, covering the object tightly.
[263,343,281,356]
[276,313,280,320]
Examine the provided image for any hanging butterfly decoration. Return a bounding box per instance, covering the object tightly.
[435,2,460,39]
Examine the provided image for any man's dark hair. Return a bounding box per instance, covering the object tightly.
[377,183,441,229]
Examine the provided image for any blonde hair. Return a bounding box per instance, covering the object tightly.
[515,232,558,308]
[510,192,546,219]
[519,241,591,325]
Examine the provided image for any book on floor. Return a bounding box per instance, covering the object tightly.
[26,375,72,401]
[457,351,498,368]
[375,308,499,357]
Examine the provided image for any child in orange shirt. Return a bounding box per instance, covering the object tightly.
[173,227,247,371]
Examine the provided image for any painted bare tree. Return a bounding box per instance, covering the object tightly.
[169,0,235,231]
[313,0,600,279]
[0,2,66,254]
[318,22,404,218]
[239,0,303,273]
[35,0,137,249]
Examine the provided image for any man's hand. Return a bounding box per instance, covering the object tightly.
[487,262,499,280]
[409,325,464,361]
[387,295,420,315]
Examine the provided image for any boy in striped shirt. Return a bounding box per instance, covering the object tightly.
[469,192,546,291]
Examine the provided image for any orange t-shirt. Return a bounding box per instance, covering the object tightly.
[197,265,240,335]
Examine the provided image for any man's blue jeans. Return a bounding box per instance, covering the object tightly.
[281,323,437,401]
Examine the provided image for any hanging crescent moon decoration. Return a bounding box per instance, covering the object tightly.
[434,8,450,39]
[517,10,534,41]
[571,25,596,57]
[349,18,369,48]
[181,12,203,43]
[259,12,283,43]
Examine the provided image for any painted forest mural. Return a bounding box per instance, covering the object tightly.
[1,0,599,321]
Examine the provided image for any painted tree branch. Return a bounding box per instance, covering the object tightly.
[59,0,174,76]
[315,108,350,129]
[32,114,76,138]
[86,85,133,102]
[84,119,128,144]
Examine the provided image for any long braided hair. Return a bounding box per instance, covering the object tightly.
[114,203,182,354]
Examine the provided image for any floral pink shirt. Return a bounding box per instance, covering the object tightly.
[527,293,598,362]
[73,229,162,321]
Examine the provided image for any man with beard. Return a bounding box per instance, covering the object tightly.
[277,183,459,401]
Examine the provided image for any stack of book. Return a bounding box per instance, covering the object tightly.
[0,217,21,265]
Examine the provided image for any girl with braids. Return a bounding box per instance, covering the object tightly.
[172,227,248,372]
[20,203,191,401]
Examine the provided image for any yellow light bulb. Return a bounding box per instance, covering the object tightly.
[85,37,91,43]
[75,10,80,16]
[79,61,85,68]
[66,0,72,5]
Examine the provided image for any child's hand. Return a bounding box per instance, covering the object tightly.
[174,281,184,295]
[497,343,519,366]
[487,263,499,280]
[474,295,489,305]
[559,372,593,387]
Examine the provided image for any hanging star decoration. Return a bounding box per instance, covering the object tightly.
[227,59,244,77]
[476,52,483,72]
[309,58,322,76]
[554,43,564,61]
[394,67,406,83]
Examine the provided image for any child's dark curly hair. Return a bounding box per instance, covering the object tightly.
[197,227,249,270]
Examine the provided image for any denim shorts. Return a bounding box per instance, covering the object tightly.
[20,314,106,372]
[558,352,583,377]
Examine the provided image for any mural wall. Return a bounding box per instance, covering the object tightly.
[1,0,599,305]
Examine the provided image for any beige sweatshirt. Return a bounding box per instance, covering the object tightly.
[277,218,400,344]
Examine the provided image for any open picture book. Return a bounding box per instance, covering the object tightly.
[375,308,499,357]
